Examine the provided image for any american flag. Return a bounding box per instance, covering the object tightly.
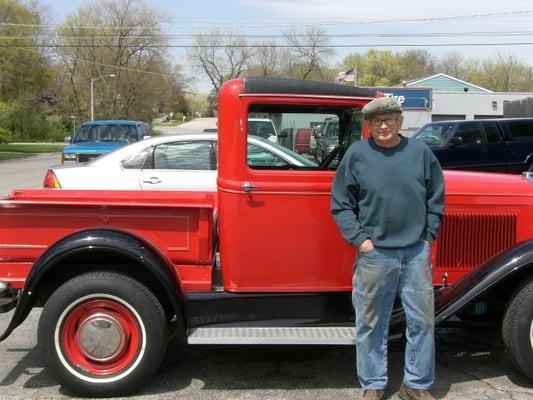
[336,68,355,82]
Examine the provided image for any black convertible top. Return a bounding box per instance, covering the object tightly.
[243,76,377,98]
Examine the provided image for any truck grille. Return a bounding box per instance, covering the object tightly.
[435,212,517,270]
[77,153,100,163]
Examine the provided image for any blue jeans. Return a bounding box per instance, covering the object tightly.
[353,241,435,390]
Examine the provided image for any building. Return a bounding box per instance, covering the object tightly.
[373,73,533,135]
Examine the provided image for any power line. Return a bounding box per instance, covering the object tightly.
[1,9,532,31]
[6,45,173,77]
[4,30,533,40]
[4,42,533,48]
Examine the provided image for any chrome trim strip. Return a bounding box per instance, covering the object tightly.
[0,244,47,249]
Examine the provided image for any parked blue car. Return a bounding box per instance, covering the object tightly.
[62,120,153,163]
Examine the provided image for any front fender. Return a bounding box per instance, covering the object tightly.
[435,239,533,324]
[0,229,186,341]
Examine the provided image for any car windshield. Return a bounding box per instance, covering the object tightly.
[248,120,276,139]
[413,123,454,145]
[252,136,318,167]
[74,124,138,143]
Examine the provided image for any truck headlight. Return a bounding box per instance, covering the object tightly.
[62,153,77,163]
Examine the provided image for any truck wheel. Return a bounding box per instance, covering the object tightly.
[502,276,533,381]
[38,271,168,396]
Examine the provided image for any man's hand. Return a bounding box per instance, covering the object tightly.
[359,239,375,253]
[423,240,431,246]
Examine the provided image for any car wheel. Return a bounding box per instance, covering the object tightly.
[38,271,168,396]
[502,276,533,381]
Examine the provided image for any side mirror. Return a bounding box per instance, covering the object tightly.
[64,136,72,143]
[278,130,288,139]
[450,136,463,146]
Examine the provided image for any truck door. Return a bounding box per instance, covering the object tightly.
[218,100,365,293]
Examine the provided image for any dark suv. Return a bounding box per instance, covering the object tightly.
[413,118,533,173]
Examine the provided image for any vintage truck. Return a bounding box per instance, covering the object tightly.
[0,77,532,396]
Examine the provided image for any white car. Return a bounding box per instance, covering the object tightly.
[44,132,317,191]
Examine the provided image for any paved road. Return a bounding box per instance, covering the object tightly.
[0,309,531,399]
[0,153,60,196]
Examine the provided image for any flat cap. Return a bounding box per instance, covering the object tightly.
[362,97,403,119]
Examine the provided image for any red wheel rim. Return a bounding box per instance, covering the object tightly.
[60,299,142,377]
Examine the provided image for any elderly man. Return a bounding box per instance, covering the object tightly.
[331,97,445,400]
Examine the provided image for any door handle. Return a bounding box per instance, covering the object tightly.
[142,177,162,184]
[241,181,260,192]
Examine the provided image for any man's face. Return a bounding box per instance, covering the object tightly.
[367,112,403,146]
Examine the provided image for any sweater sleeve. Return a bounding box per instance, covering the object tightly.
[330,155,369,247]
[423,150,445,243]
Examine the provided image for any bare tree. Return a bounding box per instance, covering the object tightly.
[247,40,289,78]
[283,26,334,80]
[436,52,468,78]
[188,28,253,92]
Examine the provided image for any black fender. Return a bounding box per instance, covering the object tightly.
[435,239,533,324]
[0,229,186,341]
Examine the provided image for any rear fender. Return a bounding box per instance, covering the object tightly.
[435,240,533,323]
[0,229,186,341]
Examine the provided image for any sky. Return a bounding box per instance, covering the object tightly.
[41,0,533,90]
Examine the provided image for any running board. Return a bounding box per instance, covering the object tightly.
[187,326,356,345]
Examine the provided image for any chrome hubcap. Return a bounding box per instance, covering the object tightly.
[78,313,126,362]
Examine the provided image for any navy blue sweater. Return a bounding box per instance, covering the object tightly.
[331,136,445,248]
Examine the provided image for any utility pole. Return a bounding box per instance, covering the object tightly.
[90,74,116,121]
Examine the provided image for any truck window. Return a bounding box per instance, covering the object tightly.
[247,105,363,170]
[505,120,533,141]
[482,122,501,143]
[454,122,485,145]
[414,123,453,145]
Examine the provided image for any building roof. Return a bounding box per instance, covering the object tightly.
[405,73,492,93]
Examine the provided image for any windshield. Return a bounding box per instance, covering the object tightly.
[413,123,454,145]
[74,124,138,143]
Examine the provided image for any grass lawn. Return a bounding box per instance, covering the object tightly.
[0,143,66,153]
[0,152,29,161]
[0,143,66,161]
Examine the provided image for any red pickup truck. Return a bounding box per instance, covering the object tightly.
[1,77,533,396]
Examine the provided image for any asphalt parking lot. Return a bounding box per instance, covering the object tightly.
[0,310,532,399]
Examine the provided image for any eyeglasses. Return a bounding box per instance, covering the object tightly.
[368,116,400,128]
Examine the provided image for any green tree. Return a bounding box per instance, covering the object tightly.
[0,0,48,99]
[467,55,533,92]
[53,0,185,122]
[341,50,402,86]
[398,49,435,81]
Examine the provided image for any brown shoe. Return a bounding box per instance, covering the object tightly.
[362,389,385,400]
[398,382,435,400]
